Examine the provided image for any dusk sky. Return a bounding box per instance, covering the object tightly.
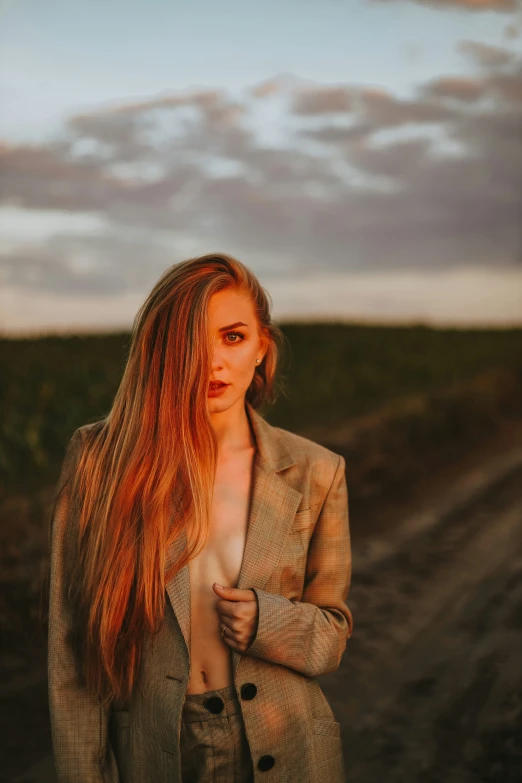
[1,0,521,333]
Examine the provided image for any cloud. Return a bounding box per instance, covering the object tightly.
[420,76,486,103]
[369,0,520,13]
[457,39,521,68]
[0,231,175,296]
[291,86,354,115]
[2,267,521,334]
[503,22,521,38]
[1,40,521,299]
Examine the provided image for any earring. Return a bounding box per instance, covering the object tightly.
[256,359,260,363]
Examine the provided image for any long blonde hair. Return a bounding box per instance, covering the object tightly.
[46,253,286,709]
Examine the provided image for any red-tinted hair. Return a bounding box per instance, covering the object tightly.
[45,253,286,709]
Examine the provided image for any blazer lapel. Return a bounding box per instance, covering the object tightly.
[164,401,303,677]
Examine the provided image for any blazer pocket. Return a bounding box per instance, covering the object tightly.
[313,718,343,766]
[313,718,341,737]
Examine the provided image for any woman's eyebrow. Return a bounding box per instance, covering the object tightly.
[218,322,248,332]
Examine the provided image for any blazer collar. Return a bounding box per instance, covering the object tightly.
[245,400,296,473]
[164,399,303,680]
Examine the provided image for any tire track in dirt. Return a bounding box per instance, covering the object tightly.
[325,464,522,782]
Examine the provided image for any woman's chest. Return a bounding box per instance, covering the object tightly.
[190,451,255,589]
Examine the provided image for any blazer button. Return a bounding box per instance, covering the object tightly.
[257,755,275,771]
[204,696,225,714]
[240,683,257,700]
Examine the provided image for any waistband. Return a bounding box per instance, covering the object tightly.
[182,684,241,722]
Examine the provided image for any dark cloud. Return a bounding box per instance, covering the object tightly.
[370,0,520,13]
[295,87,457,148]
[1,40,521,296]
[291,86,354,115]
[503,22,521,39]
[0,232,174,296]
[457,39,521,69]
[421,76,486,103]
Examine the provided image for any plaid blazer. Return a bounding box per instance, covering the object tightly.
[48,400,353,783]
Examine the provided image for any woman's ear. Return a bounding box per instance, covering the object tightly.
[260,331,269,360]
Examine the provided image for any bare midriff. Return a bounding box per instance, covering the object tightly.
[185,444,256,694]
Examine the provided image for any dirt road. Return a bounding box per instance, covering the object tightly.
[322,453,522,782]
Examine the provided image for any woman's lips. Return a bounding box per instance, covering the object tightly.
[208,383,229,396]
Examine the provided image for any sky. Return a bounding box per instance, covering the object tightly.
[1,0,522,334]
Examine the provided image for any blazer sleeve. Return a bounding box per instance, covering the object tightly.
[47,428,121,783]
[245,454,353,678]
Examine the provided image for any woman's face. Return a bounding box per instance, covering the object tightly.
[207,288,267,412]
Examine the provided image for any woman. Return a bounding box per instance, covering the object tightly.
[47,253,353,783]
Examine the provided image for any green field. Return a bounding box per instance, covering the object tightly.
[1,323,521,493]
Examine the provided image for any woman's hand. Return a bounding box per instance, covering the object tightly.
[213,583,259,653]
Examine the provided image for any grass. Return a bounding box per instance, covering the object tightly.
[1,322,521,494]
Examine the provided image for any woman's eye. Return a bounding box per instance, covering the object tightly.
[225,331,245,343]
